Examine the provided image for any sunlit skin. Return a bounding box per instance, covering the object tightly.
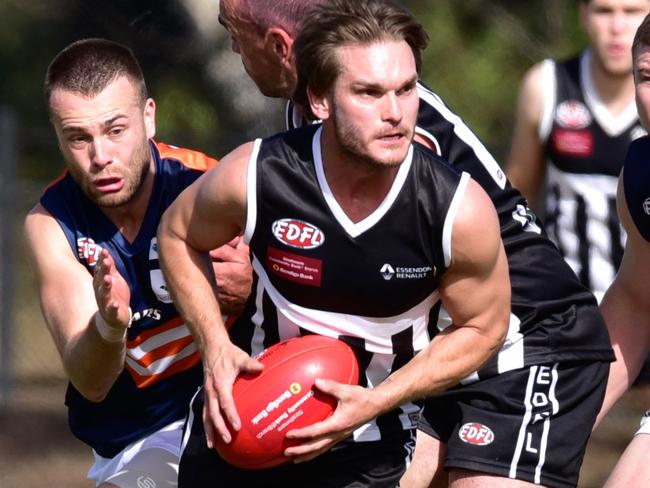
[634,43,650,128]
[581,0,650,77]
[315,40,419,173]
[218,0,288,97]
[48,76,156,222]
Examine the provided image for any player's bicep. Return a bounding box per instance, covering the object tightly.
[162,141,253,253]
[24,205,97,354]
[439,179,510,337]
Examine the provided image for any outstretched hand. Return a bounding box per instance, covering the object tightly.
[283,379,378,463]
[93,249,132,329]
[202,341,264,448]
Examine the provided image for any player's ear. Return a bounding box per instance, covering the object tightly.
[143,98,156,139]
[265,27,294,66]
[307,87,330,121]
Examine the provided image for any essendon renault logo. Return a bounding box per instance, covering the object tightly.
[458,422,495,446]
[272,219,325,249]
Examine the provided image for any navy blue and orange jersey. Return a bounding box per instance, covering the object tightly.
[623,136,650,242]
[40,140,216,457]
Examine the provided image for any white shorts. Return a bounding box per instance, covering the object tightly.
[636,409,650,435]
[87,420,184,487]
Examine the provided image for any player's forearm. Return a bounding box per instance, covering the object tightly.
[597,284,650,424]
[369,323,505,418]
[62,314,126,402]
[158,230,230,359]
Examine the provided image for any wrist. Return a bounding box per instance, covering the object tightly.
[94,308,132,343]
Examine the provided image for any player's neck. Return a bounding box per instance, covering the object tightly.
[589,56,636,115]
[320,130,400,224]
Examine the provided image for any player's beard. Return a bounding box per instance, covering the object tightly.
[331,108,414,171]
[77,139,151,208]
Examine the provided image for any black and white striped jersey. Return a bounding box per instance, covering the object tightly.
[285,83,614,385]
[540,50,645,301]
[234,124,467,442]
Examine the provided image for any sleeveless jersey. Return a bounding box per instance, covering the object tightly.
[234,124,467,442]
[623,136,650,241]
[540,50,645,301]
[40,140,216,457]
[286,83,614,382]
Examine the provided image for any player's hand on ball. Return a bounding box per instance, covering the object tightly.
[284,378,377,463]
[203,341,264,447]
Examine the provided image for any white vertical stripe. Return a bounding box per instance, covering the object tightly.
[534,363,559,484]
[442,172,470,267]
[510,366,537,478]
[497,315,525,374]
[535,417,551,484]
[243,138,262,244]
[538,59,556,142]
[180,388,201,456]
[250,274,267,358]
[416,83,506,189]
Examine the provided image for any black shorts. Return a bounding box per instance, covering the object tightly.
[419,361,609,488]
[179,388,415,488]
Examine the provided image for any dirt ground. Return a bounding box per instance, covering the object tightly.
[0,375,647,488]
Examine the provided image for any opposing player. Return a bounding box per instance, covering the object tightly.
[506,0,650,302]
[597,12,650,486]
[159,1,613,487]
[23,39,251,487]
[218,1,615,486]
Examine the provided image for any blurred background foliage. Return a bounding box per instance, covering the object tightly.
[0,0,586,182]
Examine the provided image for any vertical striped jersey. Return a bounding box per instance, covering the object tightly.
[40,140,215,457]
[234,124,468,442]
[285,83,614,387]
[540,50,645,301]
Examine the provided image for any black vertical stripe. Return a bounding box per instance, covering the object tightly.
[608,195,624,270]
[575,194,591,289]
[426,301,442,340]
[338,335,370,388]
[546,185,565,257]
[261,291,279,349]
[391,327,415,370]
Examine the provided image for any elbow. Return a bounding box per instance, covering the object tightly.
[73,381,112,403]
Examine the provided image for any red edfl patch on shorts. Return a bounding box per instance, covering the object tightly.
[267,247,322,287]
[458,422,495,446]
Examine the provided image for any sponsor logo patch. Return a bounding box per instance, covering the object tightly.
[556,100,591,129]
[77,237,102,267]
[267,247,322,287]
[551,129,593,157]
[458,422,495,446]
[380,263,434,281]
[272,218,325,249]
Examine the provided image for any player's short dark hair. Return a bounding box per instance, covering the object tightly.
[293,0,428,119]
[633,12,650,60]
[44,38,148,110]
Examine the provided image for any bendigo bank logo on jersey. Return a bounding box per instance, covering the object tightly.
[77,237,102,267]
[267,247,322,287]
[552,100,593,157]
[272,219,325,249]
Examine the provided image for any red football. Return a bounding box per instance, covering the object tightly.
[215,335,359,469]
